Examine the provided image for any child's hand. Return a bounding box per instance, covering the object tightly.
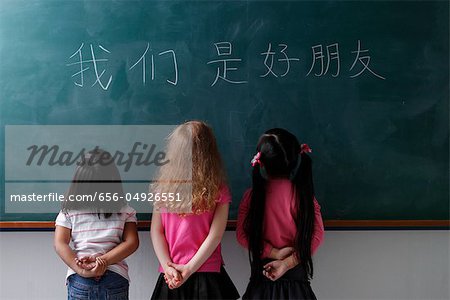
[271,246,295,260]
[75,255,97,270]
[263,259,289,281]
[166,262,193,289]
[163,266,181,289]
[78,257,108,279]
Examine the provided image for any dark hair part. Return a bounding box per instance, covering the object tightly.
[243,128,316,278]
[62,148,126,218]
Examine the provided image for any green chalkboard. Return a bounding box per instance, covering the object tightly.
[0,0,448,223]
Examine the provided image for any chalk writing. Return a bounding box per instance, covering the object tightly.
[129,43,152,84]
[129,43,178,85]
[159,50,178,85]
[349,40,385,80]
[260,43,300,78]
[67,40,386,90]
[67,43,113,90]
[207,42,248,86]
[306,43,340,77]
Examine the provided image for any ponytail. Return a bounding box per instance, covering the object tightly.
[244,164,267,276]
[292,152,315,278]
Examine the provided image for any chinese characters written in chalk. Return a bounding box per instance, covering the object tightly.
[67,40,385,90]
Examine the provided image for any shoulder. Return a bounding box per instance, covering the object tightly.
[55,209,93,228]
[120,204,137,214]
[55,210,72,229]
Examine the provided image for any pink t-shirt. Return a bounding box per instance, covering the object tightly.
[236,179,324,258]
[158,186,231,273]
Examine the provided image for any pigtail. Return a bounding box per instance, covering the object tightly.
[244,163,267,277]
[292,152,315,279]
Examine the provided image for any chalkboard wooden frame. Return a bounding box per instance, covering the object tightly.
[1,220,449,231]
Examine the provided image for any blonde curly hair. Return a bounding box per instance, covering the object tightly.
[152,120,226,214]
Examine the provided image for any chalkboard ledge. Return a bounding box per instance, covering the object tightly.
[0,220,449,231]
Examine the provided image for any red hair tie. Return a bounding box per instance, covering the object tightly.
[300,144,312,154]
[251,152,261,167]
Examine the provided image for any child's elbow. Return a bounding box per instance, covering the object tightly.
[53,240,62,255]
[129,236,140,253]
[150,223,163,238]
[236,237,247,249]
[150,227,161,243]
[210,232,224,246]
[235,229,247,248]
[133,238,140,252]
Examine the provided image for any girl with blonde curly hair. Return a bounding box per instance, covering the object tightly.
[150,120,239,300]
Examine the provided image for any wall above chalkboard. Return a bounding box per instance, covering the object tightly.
[0,0,448,226]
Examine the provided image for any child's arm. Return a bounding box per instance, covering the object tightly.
[311,198,325,255]
[54,225,106,278]
[236,190,250,248]
[98,222,139,266]
[184,202,228,272]
[168,202,228,283]
[263,252,298,281]
[54,225,83,273]
[151,210,182,289]
[268,246,295,260]
[150,211,173,273]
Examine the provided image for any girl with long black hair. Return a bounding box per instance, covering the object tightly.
[237,128,324,299]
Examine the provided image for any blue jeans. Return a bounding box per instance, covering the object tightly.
[67,271,129,300]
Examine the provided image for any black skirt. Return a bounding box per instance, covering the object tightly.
[151,266,240,300]
[242,262,317,300]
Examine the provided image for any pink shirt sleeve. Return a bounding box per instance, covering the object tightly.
[261,240,274,258]
[217,185,232,204]
[236,189,251,248]
[236,189,272,257]
[311,198,325,255]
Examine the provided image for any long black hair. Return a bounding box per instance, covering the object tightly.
[243,128,316,278]
[62,148,126,218]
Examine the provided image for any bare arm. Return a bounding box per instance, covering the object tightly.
[99,222,139,266]
[184,202,229,274]
[167,202,229,288]
[150,211,173,273]
[54,225,107,277]
[263,252,299,281]
[54,225,84,274]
